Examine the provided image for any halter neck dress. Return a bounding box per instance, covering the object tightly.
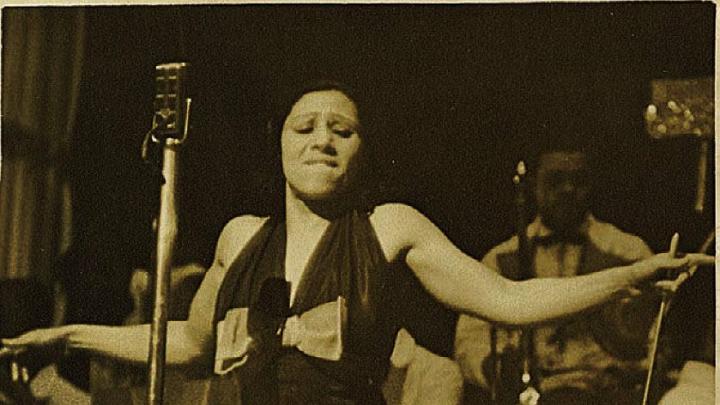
[209,209,402,404]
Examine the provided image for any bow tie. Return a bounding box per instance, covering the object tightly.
[532,232,586,246]
[214,296,347,376]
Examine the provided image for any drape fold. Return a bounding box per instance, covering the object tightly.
[1,8,85,281]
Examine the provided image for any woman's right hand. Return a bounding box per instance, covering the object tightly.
[1,326,71,360]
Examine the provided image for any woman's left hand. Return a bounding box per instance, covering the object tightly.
[633,252,715,294]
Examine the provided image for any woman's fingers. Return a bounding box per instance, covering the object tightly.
[2,332,38,348]
[2,328,63,350]
[0,342,29,363]
[685,253,715,268]
[2,338,24,349]
[0,346,16,360]
[1,329,69,369]
[654,273,690,294]
[652,253,714,294]
[635,250,713,287]
[655,251,714,271]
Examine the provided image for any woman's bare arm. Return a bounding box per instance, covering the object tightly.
[2,215,267,367]
[371,204,711,326]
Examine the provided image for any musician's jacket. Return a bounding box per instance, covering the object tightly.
[454,214,656,395]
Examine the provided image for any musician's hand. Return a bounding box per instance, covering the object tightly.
[633,252,715,294]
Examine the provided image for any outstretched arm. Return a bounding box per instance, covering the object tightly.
[2,215,266,368]
[1,262,225,366]
[1,322,201,366]
[371,204,712,326]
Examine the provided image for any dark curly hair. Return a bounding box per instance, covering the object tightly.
[260,79,389,215]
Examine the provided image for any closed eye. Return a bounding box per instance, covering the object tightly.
[295,126,314,134]
[334,129,354,138]
[289,116,316,134]
[331,123,355,138]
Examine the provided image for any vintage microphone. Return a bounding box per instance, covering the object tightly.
[141,62,191,405]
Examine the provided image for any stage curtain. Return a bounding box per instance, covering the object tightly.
[0,8,85,281]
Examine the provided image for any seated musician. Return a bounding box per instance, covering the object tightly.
[2,82,709,405]
[455,146,659,404]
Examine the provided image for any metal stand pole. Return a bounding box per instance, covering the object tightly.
[147,138,181,405]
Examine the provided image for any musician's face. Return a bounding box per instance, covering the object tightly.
[281,90,363,200]
[535,151,590,232]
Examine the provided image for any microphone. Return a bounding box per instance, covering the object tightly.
[152,62,190,140]
[141,62,191,167]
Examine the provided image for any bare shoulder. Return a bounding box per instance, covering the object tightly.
[215,215,269,267]
[370,203,427,233]
[369,203,436,260]
[370,203,427,226]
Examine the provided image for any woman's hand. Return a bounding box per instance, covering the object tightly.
[1,326,71,361]
[632,252,715,294]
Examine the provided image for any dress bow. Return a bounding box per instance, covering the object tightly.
[214,296,346,375]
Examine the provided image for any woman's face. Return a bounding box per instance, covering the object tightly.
[281,90,363,200]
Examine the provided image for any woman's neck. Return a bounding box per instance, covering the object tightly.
[284,183,355,228]
[285,188,330,233]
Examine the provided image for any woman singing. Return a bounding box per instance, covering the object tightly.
[2,81,712,404]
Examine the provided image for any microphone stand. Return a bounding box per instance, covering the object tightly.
[142,62,191,405]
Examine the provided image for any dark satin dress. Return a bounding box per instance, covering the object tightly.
[208,210,400,404]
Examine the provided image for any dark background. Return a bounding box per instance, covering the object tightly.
[6,4,715,340]
[70,4,715,263]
